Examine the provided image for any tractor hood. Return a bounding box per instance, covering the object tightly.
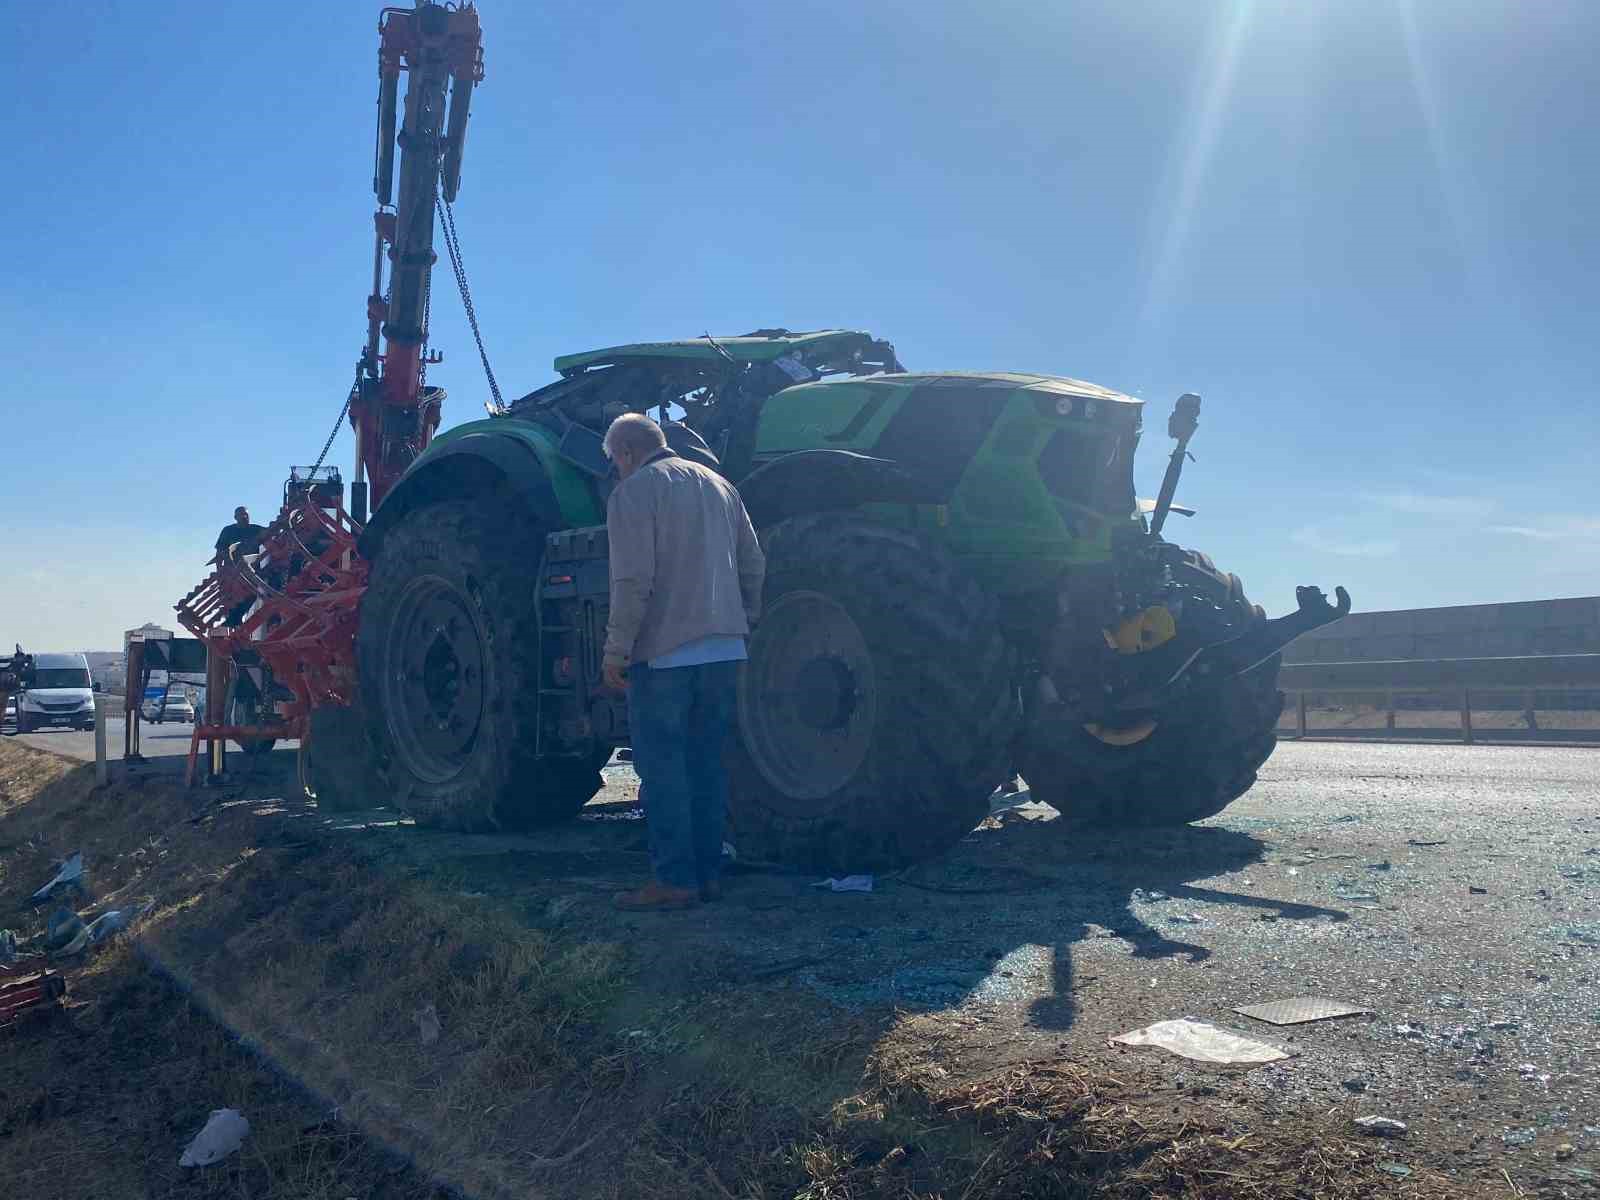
[839,372,1142,409]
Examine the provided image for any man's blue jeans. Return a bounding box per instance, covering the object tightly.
[627,660,739,890]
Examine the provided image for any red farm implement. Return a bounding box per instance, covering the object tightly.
[175,472,367,785]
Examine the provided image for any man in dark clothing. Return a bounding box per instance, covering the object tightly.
[602,413,765,912]
[213,506,266,628]
[213,506,265,565]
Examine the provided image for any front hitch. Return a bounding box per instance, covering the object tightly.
[1114,584,1351,713]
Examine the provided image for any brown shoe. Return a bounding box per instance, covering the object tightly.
[613,882,699,912]
[699,881,723,902]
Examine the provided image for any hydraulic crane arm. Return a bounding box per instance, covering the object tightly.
[349,2,484,520]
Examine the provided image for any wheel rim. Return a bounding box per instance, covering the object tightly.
[381,574,487,785]
[738,590,875,805]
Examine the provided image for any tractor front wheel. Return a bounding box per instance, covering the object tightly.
[356,500,606,831]
[1018,559,1283,826]
[727,515,1017,872]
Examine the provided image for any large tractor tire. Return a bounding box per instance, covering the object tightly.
[356,500,606,831]
[298,703,388,814]
[727,515,1017,872]
[1018,553,1283,826]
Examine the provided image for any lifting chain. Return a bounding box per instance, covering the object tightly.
[308,364,362,479]
[437,176,505,415]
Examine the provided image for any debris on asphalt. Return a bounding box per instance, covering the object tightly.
[1377,1161,1413,1178]
[1469,886,1488,895]
[1365,860,1392,871]
[1394,1022,1426,1038]
[30,852,84,904]
[1557,1143,1576,1160]
[1332,881,1380,902]
[1489,1020,1519,1032]
[1167,913,1204,925]
[1408,838,1447,847]
[1234,996,1370,1026]
[813,875,873,893]
[1354,1115,1408,1138]
[1565,924,1600,945]
[179,1108,250,1167]
[415,1003,440,1046]
[1503,1128,1537,1147]
[1110,1019,1291,1065]
[1130,888,1169,902]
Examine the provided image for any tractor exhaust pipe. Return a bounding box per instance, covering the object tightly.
[1149,393,1200,537]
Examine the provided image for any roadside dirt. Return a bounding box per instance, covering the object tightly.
[0,738,1568,1198]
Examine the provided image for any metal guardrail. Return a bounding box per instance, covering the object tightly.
[1277,655,1600,745]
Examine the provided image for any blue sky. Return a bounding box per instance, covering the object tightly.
[3,0,1595,649]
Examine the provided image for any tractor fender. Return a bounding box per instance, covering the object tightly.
[736,449,940,530]
[359,424,599,559]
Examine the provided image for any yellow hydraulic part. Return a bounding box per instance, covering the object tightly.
[1103,605,1178,654]
[1087,606,1175,746]
[1083,718,1159,746]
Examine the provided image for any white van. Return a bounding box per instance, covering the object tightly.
[16,652,97,733]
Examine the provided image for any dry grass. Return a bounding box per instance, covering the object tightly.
[790,1051,1476,1200]
[0,940,441,1200]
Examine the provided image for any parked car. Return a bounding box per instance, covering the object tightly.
[15,652,96,732]
[142,694,195,724]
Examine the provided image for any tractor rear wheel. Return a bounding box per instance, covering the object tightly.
[1018,557,1283,826]
[356,500,606,831]
[727,515,1017,872]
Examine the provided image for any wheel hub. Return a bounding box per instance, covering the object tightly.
[384,576,486,783]
[738,590,875,805]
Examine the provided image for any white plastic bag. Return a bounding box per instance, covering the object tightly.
[1110,1018,1290,1064]
[179,1108,250,1167]
[32,852,84,903]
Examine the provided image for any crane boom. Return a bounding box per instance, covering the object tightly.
[350,2,484,519]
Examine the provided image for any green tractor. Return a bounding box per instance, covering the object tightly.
[342,328,1348,870]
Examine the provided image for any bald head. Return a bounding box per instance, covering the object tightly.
[603,413,668,479]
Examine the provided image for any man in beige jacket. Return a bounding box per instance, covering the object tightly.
[602,414,765,911]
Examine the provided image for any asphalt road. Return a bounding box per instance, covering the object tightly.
[972,740,1600,1184]
[8,721,208,761]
